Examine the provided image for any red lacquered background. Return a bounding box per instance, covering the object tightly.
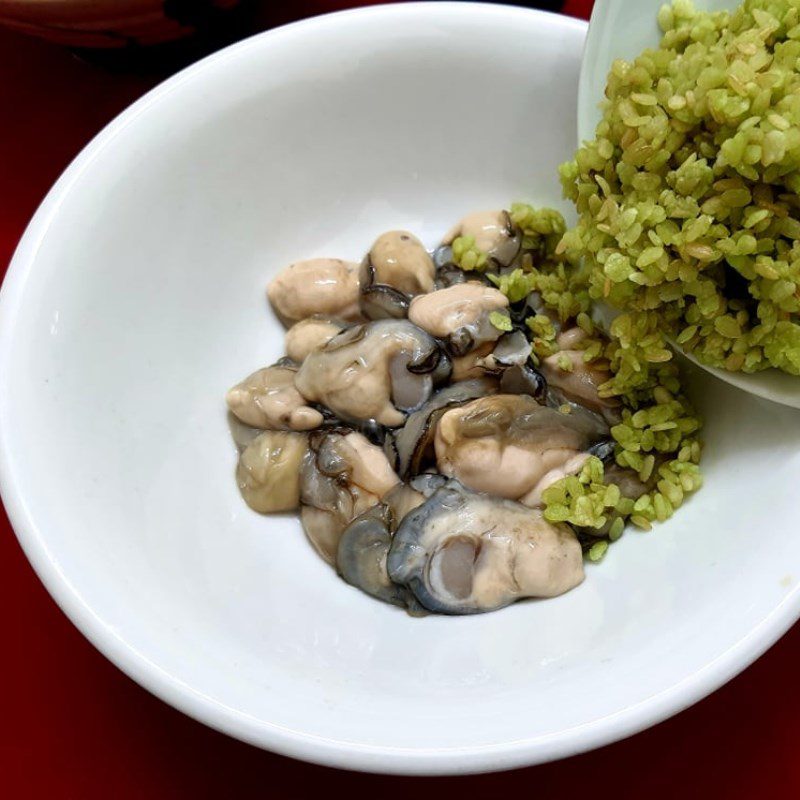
[2,1,799,797]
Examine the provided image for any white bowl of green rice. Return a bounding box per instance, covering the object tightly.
[1,0,800,775]
[578,0,800,408]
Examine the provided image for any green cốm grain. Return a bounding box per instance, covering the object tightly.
[560,0,800,377]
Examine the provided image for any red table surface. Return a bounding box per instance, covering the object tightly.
[2,2,799,797]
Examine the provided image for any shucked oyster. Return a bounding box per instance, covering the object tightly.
[540,345,621,423]
[295,319,451,427]
[388,377,498,478]
[387,480,584,614]
[359,231,436,320]
[268,258,363,325]
[336,504,410,607]
[300,430,400,564]
[236,430,308,513]
[336,475,447,608]
[434,393,607,503]
[408,282,510,356]
[226,363,323,431]
[284,317,346,363]
[442,210,522,268]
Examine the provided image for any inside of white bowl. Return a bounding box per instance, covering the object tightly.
[2,3,800,775]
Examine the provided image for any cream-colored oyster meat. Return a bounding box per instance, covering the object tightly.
[284,317,345,363]
[443,209,521,267]
[540,348,620,419]
[387,481,584,614]
[267,258,362,325]
[451,341,495,381]
[294,319,449,427]
[300,431,400,564]
[365,231,435,295]
[434,394,604,501]
[408,282,509,355]
[237,431,308,513]
[226,364,323,431]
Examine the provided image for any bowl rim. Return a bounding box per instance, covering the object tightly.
[1,1,799,776]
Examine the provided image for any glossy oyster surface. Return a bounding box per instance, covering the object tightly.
[285,317,346,363]
[236,431,308,513]
[295,320,450,427]
[387,480,584,614]
[408,282,509,356]
[267,258,362,324]
[359,231,436,320]
[299,430,400,564]
[434,393,606,501]
[226,364,323,432]
[443,210,522,268]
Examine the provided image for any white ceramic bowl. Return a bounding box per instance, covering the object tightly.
[2,2,800,776]
[579,0,800,410]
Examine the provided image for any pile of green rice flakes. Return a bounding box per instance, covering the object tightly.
[561,0,800,377]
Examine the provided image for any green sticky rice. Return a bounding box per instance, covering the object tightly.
[560,0,800,377]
